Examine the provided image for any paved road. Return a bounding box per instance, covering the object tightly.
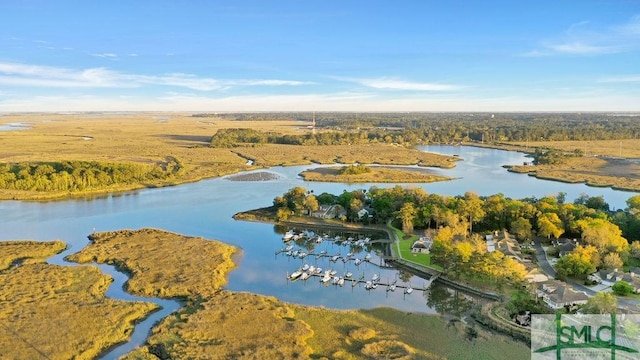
[533,241,557,278]
[533,241,640,312]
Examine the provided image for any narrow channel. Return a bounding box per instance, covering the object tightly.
[46,248,182,360]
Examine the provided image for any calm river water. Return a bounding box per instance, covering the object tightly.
[1,145,637,358]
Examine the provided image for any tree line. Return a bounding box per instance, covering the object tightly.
[203,112,640,144]
[0,159,183,192]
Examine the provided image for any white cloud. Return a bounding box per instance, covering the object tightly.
[0,62,310,91]
[340,77,462,91]
[90,53,118,58]
[598,75,640,83]
[547,42,621,55]
[527,14,640,56]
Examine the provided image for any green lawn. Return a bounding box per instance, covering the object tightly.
[388,223,443,271]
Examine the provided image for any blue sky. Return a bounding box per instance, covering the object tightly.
[1,1,639,112]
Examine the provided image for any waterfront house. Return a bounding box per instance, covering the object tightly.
[311,204,347,219]
[411,236,433,254]
[536,280,589,310]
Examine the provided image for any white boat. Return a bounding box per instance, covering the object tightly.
[315,267,323,274]
[364,253,372,261]
[364,281,373,290]
[298,252,308,259]
[404,286,414,295]
[289,270,303,280]
[301,264,310,271]
[329,270,337,276]
[388,284,396,292]
[372,274,379,282]
[331,255,340,262]
[300,272,311,281]
[315,236,323,244]
[308,265,315,273]
[321,273,331,283]
[354,258,362,266]
[285,244,294,251]
[332,276,340,285]
[283,230,294,241]
[345,272,353,278]
[338,278,345,287]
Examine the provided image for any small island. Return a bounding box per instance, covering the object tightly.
[299,164,453,183]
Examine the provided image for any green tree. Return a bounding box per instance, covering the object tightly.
[396,202,417,233]
[303,194,319,214]
[555,245,598,278]
[602,252,624,270]
[283,186,308,215]
[627,195,640,214]
[581,292,617,314]
[612,281,634,296]
[458,191,485,234]
[537,212,564,239]
[510,217,533,241]
[577,218,629,253]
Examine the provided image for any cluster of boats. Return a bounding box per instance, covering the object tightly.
[281,229,415,296]
[287,265,414,294]
[276,244,373,265]
[282,230,373,248]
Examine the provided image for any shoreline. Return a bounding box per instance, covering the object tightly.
[4,141,640,202]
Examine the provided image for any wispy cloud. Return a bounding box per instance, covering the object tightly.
[598,75,640,83]
[0,62,311,91]
[90,53,118,59]
[546,42,621,55]
[524,15,640,56]
[339,77,462,91]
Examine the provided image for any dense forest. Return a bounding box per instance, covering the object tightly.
[0,158,183,192]
[273,186,640,282]
[201,112,640,144]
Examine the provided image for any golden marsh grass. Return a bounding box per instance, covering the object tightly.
[0,113,457,200]
[0,240,66,270]
[509,156,640,192]
[0,241,157,360]
[67,228,238,298]
[300,166,453,183]
[233,143,458,168]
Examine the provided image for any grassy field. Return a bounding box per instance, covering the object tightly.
[0,113,459,200]
[233,143,459,168]
[300,166,453,183]
[0,239,66,270]
[0,241,158,360]
[508,155,640,192]
[295,306,530,360]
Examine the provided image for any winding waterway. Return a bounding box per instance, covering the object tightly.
[1,145,638,359]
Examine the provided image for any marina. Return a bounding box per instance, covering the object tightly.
[277,228,439,298]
